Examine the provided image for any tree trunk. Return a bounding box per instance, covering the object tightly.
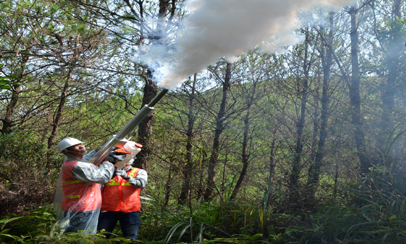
[134,69,158,170]
[288,29,310,208]
[47,68,74,150]
[204,62,231,201]
[349,6,369,175]
[1,84,20,134]
[134,0,169,170]
[229,77,259,201]
[164,165,172,207]
[263,132,277,236]
[170,0,176,18]
[265,134,277,207]
[156,0,169,41]
[178,74,197,204]
[159,0,170,20]
[1,55,28,134]
[306,13,333,205]
[197,152,206,200]
[378,0,402,164]
[229,106,251,201]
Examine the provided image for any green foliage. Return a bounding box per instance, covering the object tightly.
[0,64,18,90]
[2,1,406,244]
[0,130,62,176]
[0,216,27,243]
[139,184,173,241]
[139,178,290,243]
[1,187,406,243]
[0,131,62,214]
[140,182,238,243]
[343,176,406,243]
[0,205,134,243]
[0,205,58,243]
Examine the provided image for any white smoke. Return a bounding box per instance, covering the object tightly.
[147,0,354,88]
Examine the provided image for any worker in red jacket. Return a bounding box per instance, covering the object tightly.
[97,143,147,242]
[53,137,121,235]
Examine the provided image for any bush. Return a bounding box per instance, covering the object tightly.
[0,131,62,214]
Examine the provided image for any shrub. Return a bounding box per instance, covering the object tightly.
[0,131,62,214]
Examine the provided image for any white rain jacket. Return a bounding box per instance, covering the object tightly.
[125,166,148,188]
[53,150,114,235]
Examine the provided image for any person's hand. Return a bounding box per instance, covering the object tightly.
[115,169,130,179]
[106,152,126,164]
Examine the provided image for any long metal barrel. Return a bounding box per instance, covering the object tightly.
[89,88,168,165]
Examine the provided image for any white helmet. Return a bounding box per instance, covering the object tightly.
[57,137,84,153]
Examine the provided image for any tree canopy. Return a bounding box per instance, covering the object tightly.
[1,0,406,243]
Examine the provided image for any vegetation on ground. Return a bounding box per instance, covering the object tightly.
[2,0,406,243]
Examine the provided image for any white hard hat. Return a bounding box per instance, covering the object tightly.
[57,137,84,153]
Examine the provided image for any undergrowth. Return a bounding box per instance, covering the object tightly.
[2,132,406,243]
[2,183,406,244]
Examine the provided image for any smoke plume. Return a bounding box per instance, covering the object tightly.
[152,0,353,88]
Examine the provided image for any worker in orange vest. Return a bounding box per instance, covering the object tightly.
[53,137,123,235]
[97,143,147,243]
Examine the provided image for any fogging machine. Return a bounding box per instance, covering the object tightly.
[87,88,168,165]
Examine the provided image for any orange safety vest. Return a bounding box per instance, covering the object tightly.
[101,168,142,213]
[61,160,102,212]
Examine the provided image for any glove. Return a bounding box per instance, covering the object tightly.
[105,152,126,164]
[115,169,130,179]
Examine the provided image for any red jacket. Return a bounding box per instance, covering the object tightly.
[101,168,142,213]
[61,160,102,212]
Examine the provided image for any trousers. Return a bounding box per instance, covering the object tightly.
[97,211,140,242]
[64,211,97,234]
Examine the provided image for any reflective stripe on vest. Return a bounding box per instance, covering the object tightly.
[101,168,142,213]
[65,195,80,199]
[129,170,137,177]
[63,179,83,184]
[106,178,120,186]
[106,169,138,186]
[121,170,138,186]
[61,160,102,212]
[63,179,83,199]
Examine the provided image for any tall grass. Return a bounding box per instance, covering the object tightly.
[3,127,406,243]
[2,181,406,243]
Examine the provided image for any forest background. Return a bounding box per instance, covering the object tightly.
[1,0,406,243]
